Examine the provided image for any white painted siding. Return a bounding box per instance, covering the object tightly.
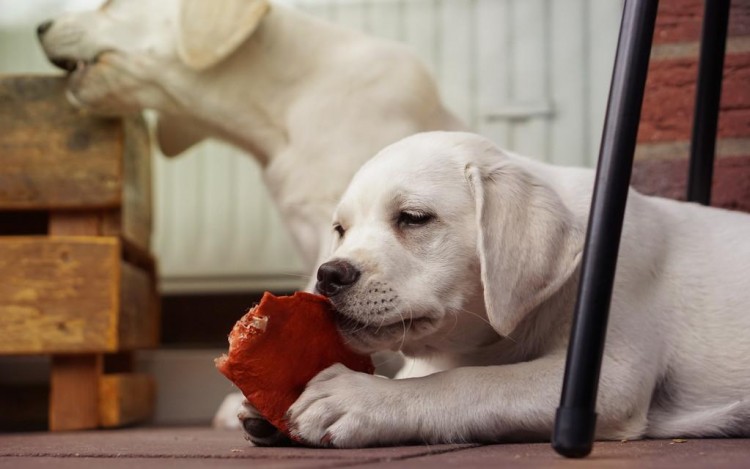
[288,0,622,163]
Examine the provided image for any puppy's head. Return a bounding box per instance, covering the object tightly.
[317,132,582,355]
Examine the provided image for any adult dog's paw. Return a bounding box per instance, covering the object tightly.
[66,51,163,115]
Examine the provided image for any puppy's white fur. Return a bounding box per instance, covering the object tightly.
[285,131,750,447]
[38,0,462,431]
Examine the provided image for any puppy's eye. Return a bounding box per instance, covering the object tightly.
[333,223,345,238]
[398,210,434,227]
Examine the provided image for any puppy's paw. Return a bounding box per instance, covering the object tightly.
[238,399,291,447]
[287,363,406,448]
[212,392,245,430]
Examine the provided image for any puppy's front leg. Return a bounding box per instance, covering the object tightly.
[288,359,566,447]
[288,352,653,447]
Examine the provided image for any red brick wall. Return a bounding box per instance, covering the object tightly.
[631,0,750,212]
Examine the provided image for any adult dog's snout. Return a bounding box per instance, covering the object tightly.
[316,260,360,297]
[37,19,79,72]
[37,20,53,38]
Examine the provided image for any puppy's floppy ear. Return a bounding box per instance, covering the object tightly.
[466,152,582,337]
[177,0,271,71]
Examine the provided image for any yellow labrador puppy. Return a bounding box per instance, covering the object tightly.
[275,131,750,447]
[38,0,463,431]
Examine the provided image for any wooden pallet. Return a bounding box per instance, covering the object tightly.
[0,75,159,431]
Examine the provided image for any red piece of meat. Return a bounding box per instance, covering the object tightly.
[215,291,374,436]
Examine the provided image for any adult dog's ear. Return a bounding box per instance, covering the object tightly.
[177,0,271,71]
[155,115,207,156]
[465,154,582,337]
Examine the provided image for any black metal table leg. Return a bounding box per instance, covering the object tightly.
[687,0,731,205]
[551,0,659,458]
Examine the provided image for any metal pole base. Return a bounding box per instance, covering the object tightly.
[551,408,597,458]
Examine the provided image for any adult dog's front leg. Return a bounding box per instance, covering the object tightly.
[67,51,176,115]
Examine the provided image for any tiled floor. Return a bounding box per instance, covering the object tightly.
[0,427,748,468]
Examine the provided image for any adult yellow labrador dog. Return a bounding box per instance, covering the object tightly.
[271,131,749,447]
[37,0,462,275]
[38,0,463,431]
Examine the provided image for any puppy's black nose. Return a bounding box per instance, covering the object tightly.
[316,260,360,297]
[37,20,53,37]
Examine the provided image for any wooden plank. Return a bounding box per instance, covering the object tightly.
[98,373,155,427]
[49,354,102,431]
[0,237,120,354]
[49,211,102,235]
[102,209,155,268]
[120,117,152,251]
[118,262,160,350]
[0,76,123,209]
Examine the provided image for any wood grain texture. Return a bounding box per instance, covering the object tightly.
[48,211,103,235]
[121,117,153,250]
[0,237,159,354]
[0,75,152,228]
[0,76,123,209]
[49,354,102,431]
[98,117,153,251]
[0,237,120,354]
[98,373,155,427]
[119,261,160,350]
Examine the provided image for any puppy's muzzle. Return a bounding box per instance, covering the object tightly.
[316,260,360,297]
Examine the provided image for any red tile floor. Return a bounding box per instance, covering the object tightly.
[0,427,748,468]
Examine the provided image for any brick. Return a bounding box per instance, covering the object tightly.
[654,0,750,45]
[635,138,750,161]
[730,0,750,38]
[638,52,750,142]
[631,155,750,213]
[654,0,703,44]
